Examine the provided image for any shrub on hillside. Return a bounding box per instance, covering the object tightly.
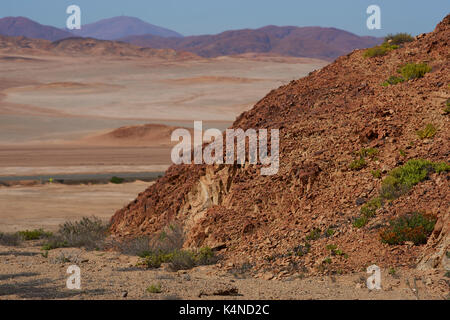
[379,212,437,245]
[380,159,448,200]
[417,123,437,139]
[399,63,431,80]
[364,43,398,58]
[384,33,414,45]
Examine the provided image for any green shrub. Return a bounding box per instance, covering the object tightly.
[399,63,431,80]
[444,100,450,114]
[382,75,405,86]
[353,216,369,228]
[364,43,398,58]
[360,197,382,218]
[17,229,52,240]
[349,158,366,171]
[417,124,437,139]
[306,228,321,241]
[380,159,446,200]
[110,176,125,184]
[356,148,379,158]
[147,283,162,294]
[293,242,311,256]
[325,228,335,237]
[379,212,437,245]
[371,170,382,179]
[384,33,414,45]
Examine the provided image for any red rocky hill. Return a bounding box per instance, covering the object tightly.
[110,16,450,277]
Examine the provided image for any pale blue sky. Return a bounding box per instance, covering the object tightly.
[1,0,449,36]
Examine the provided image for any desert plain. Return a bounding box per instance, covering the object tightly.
[0,51,326,230]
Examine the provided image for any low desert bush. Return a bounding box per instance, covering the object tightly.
[384,33,414,45]
[147,283,162,294]
[380,159,448,200]
[417,123,437,139]
[371,169,382,179]
[399,63,431,80]
[349,158,366,171]
[17,229,52,241]
[379,212,437,245]
[42,216,109,250]
[306,228,321,241]
[382,75,405,86]
[0,232,23,246]
[364,43,398,58]
[354,159,449,228]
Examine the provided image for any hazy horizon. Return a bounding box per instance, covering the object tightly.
[1,0,449,37]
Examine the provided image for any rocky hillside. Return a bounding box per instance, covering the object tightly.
[110,16,450,277]
[120,25,382,60]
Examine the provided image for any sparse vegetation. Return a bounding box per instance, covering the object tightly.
[356,148,379,159]
[354,159,449,228]
[110,176,125,184]
[371,169,382,179]
[306,228,321,241]
[364,43,398,58]
[17,229,52,240]
[399,63,431,80]
[380,159,449,200]
[360,197,382,218]
[417,123,437,139]
[388,267,397,276]
[384,33,414,45]
[325,228,335,237]
[379,212,437,245]
[349,158,366,171]
[42,216,109,250]
[382,75,405,86]
[147,283,162,294]
[0,232,23,246]
[123,224,218,271]
[293,242,311,257]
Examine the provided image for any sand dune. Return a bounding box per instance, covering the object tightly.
[78,123,193,147]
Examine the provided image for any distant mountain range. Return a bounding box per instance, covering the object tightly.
[69,16,183,40]
[0,17,73,41]
[120,26,383,60]
[0,16,383,60]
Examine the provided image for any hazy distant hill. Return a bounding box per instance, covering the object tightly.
[121,25,383,60]
[0,17,73,41]
[70,16,183,40]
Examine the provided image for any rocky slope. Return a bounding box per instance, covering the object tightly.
[110,16,450,277]
[120,25,382,60]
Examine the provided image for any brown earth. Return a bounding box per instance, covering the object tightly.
[110,16,450,279]
[0,243,448,300]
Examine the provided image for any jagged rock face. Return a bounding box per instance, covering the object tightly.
[110,15,450,274]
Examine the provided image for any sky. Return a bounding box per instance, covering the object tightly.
[1,0,449,37]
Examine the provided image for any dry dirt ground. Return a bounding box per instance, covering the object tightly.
[0,242,448,300]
